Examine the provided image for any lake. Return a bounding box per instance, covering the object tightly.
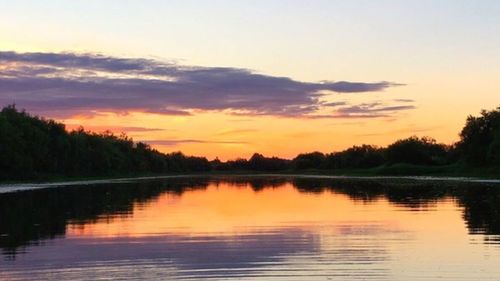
[1,175,500,280]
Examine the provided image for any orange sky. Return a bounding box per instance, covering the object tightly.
[2,1,500,160]
[61,104,469,161]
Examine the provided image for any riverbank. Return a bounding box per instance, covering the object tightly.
[212,163,500,179]
[282,163,500,179]
[2,169,500,194]
[1,163,500,185]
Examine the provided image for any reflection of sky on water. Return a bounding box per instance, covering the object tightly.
[1,177,500,280]
[2,225,395,280]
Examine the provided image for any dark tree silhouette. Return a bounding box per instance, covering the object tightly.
[293,152,326,169]
[458,106,500,166]
[0,105,210,180]
[248,153,290,171]
[385,136,449,165]
[1,104,500,178]
[325,145,385,169]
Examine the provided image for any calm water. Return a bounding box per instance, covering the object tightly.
[1,176,500,280]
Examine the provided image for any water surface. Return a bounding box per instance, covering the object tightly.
[1,176,500,280]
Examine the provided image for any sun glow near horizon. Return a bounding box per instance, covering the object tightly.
[1,0,500,159]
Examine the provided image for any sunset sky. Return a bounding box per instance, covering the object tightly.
[1,0,500,160]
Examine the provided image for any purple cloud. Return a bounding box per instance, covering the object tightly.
[0,51,406,118]
[321,101,348,107]
[297,102,416,119]
[331,101,415,116]
[393,98,415,103]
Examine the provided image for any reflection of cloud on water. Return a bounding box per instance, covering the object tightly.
[1,224,393,280]
[3,176,500,280]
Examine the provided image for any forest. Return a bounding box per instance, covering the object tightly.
[0,105,211,180]
[1,104,499,181]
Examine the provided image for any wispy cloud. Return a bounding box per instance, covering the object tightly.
[64,124,167,133]
[214,129,258,136]
[393,99,415,103]
[321,101,348,107]
[142,139,249,146]
[333,102,416,118]
[0,51,406,118]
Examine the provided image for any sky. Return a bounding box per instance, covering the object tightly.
[1,0,500,160]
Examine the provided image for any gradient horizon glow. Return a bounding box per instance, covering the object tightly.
[1,0,500,160]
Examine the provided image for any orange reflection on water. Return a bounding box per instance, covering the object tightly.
[67,182,464,240]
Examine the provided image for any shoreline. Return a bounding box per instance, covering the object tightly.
[2,172,500,194]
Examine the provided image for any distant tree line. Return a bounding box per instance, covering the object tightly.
[1,105,499,180]
[212,106,500,172]
[211,138,453,172]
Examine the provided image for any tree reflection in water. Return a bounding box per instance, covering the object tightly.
[1,176,499,259]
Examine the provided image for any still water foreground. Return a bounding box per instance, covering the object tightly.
[1,176,500,280]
